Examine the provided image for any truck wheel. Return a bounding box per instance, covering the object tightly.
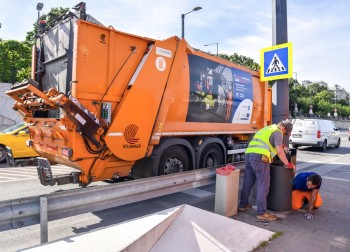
[321,140,327,152]
[158,146,190,175]
[199,143,224,168]
[0,146,6,163]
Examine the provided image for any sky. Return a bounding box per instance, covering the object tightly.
[0,0,349,92]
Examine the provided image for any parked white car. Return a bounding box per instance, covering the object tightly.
[289,119,341,151]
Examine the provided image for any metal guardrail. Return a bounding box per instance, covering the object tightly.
[0,167,225,238]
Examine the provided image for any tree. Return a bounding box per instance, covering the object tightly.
[219,53,259,71]
[314,90,333,104]
[0,6,70,83]
[0,40,31,83]
[306,83,328,96]
[316,100,333,118]
[288,78,300,102]
[25,7,69,45]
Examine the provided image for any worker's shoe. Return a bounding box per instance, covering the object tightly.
[238,205,252,212]
[257,212,277,221]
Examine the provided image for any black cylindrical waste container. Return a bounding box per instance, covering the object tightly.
[267,164,294,211]
[267,148,297,211]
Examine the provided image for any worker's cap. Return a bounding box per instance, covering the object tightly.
[281,119,293,137]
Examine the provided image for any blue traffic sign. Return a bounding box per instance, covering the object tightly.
[260,42,292,81]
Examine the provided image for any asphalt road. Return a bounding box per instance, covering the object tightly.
[0,133,349,251]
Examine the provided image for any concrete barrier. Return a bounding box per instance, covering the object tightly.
[22,204,275,252]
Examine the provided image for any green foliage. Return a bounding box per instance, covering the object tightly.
[219,53,260,71]
[0,6,69,83]
[0,40,32,83]
[16,67,32,83]
[26,7,69,45]
[252,231,283,251]
[290,82,350,118]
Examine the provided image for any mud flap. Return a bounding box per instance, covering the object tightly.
[36,157,81,186]
[37,157,55,186]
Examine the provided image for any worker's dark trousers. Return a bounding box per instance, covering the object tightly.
[239,153,270,215]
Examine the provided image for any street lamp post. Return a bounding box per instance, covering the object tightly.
[36,3,44,85]
[181,6,202,39]
[334,84,338,119]
[204,42,219,56]
[36,3,44,20]
[292,72,298,81]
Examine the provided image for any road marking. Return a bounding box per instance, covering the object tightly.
[0,165,78,183]
[299,151,343,157]
[0,169,37,174]
[307,160,348,165]
[0,173,37,178]
[0,177,36,182]
[322,176,350,182]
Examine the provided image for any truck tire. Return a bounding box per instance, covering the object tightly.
[158,146,190,175]
[198,143,224,168]
[0,146,6,163]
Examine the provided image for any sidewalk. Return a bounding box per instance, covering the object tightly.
[232,163,350,251]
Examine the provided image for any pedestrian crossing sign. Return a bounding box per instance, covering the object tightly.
[260,42,292,81]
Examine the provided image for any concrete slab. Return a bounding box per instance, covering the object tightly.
[22,205,274,252]
[151,205,274,252]
[22,205,181,252]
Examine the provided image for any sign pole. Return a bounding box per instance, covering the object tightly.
[271,0,289,124]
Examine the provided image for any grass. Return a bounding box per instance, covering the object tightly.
[251,231,283,251]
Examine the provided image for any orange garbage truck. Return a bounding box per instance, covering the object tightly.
[6,3,271,186]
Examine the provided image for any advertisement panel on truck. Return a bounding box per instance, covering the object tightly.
[186,55,253,124]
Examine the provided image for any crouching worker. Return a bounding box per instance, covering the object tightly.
[292,172,323,219]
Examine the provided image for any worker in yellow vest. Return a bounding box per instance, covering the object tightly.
[239,120,295,221]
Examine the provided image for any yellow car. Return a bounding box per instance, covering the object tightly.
[0,122,39,163]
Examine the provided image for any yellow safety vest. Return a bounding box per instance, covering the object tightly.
[246,124,281,163]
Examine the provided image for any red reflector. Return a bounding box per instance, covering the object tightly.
[317,130,321,138]
[62,148,73,158]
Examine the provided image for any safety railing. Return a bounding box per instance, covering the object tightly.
[1,166,243,243]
